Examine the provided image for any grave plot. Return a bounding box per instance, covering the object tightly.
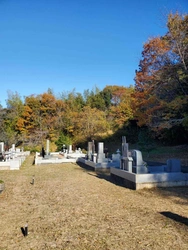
[0,142,30,170]
[77,137,188,190]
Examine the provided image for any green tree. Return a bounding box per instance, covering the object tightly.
[4,91,24,146]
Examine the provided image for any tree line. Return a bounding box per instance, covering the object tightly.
[0,12,188,151]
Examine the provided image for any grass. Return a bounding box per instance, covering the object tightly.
[0,155,188,249]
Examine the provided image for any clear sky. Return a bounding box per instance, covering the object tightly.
[0,0,187,107]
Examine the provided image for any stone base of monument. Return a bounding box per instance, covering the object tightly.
[132,165,148,174]
[35,152,86,165]
[110,167,188,190]
[78,157,111,173]
[0,154,28,170]
[95,162,111,173]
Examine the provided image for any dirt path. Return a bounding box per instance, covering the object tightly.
[0,155,188,250]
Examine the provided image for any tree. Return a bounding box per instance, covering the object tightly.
[4,91,24,146]
[73,106,110,143]
[106,86,134,130]
[134,12,188,142]
[84,86,107,111]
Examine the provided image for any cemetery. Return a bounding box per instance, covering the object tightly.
[0,142,30,170]
[1,136,187,190]
[78,137,188,190]
[0,138,187,249]
[34,139,86,165]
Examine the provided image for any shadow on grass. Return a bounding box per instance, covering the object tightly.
[77,161,188,197]
[76,161,95,172]
[160,211,188,226]
[76,161,131,189]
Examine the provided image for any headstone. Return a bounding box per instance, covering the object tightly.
[122,136,128,158]
[166,159,181,172]
[0,142,4,153]
[91,140,96,162]
[46,140,50,155]
[131,150,148,174]
[68,145,73,154]
[12,144,15,152]
[121,136,133,172]
[131,150,144,166]
[92,140,95,154]
[97,142,106,163]
[87,142,93,160]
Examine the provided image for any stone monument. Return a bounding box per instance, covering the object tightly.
[121,136,133,172]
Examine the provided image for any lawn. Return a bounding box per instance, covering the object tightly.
[0,155,188,250]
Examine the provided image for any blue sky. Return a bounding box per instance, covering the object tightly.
[0,0,187,107]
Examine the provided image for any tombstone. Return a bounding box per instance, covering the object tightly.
[12,144,15,152]
[0,142,5,161]
[122,136,128,158]
[92,140,95,154]
[91,140,97,162]
[87,142,93,160]
[97,142,106,163]
[68,145,73,154]
[121,136,133,172]
[131,150,144,166]
[131,150,148,174]
[165,159,181,172]
[0,142,4,153]
[46,140,50,155]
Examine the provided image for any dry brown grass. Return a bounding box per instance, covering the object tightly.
[0,155,188,250]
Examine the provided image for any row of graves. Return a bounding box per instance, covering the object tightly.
[34,140,86,165]
[0,142,30,170]
[78,137,188,190]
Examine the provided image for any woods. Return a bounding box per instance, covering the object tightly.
[0,12,188,150]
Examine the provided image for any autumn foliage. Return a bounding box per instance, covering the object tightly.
[0,12,188,149]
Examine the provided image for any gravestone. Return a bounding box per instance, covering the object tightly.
[12,144,15,152]
[122,136,128,158]
[121,136,133,172]
[91,140,97,163]
[131,150,144,166]
[0,142,4,161]
[46,140,50,155]
[131,150,148,174]
[92,140,95,154]
[166,159,181,172]
[68,145,73,154]
[97,142,106,163]
[87,142,93,160]
[0,142,4,153]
